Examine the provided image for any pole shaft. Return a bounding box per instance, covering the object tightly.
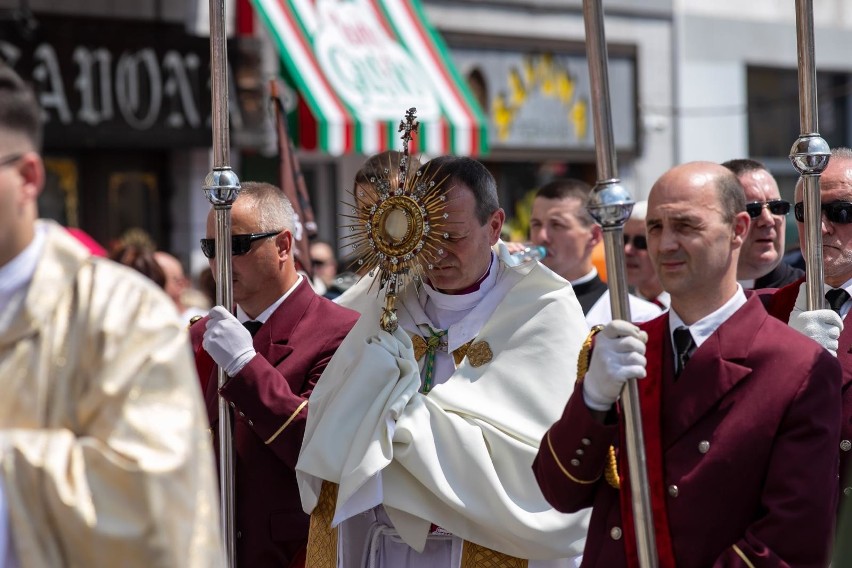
[583,2,659,566]
[207,0,239,565]
[795,0,817,135]
[210,0,230,169]
[791,0,828,309]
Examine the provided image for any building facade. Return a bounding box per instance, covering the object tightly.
[4,0,852,274]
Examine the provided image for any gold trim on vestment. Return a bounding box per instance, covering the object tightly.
[731,544,756,568]
[306,481,338,568]
[466,341,493,367]
[460,541,528,568]
[412,335,428,361]
[306,480,531,567]
[453,340,473,366]
[411,335,488,369]
[546,431,600,485]
[265,399,308,445]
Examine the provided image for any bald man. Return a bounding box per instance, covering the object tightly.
[534,161,840,567]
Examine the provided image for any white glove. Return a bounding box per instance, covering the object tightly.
[203,306,257,376]
[583,320,648,411]
[788,281,843,356]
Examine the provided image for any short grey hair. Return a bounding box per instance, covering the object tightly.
[238,181,295,233]
[832,147,852,160]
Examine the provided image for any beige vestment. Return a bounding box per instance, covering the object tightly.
[0,221,223,567]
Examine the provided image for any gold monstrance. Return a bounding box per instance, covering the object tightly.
[342,108,450,332]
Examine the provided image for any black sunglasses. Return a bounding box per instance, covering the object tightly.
[794,201,852,225]
[745,199,791,219]
[623,234,647,250]
[200,231,281,259]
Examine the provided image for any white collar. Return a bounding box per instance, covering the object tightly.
[668,284,747,350]
[237,273,303,324]
[421,252,498,313]
[0,223,46,313]
[569,267,598,287]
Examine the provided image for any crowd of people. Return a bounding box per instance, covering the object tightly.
[3,56,852,568]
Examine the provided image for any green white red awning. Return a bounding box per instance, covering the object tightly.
[251,0,488,156]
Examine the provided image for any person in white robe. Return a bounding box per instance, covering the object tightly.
[297,156,591,568]
[0,62,222,568]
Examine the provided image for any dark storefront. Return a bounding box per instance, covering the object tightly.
[1,14,263,250]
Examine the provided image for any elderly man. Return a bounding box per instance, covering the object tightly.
[529,179,661,325]
[191,181,359,567]
[0,64,223,566]
[534,162,840,567]
[722,159,803,288]
[297,156,591,567]
[762,147,852,504]
[623,200,668,309]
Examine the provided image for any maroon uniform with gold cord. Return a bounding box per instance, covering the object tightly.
[191,278,358,567]
[761,276,852,499]
[533,295,840,567]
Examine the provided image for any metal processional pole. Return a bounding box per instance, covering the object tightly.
[205,0,241,566]
[582,1,658,566]
[789,0,829,309]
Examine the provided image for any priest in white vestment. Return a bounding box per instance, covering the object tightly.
[297,156,591,567]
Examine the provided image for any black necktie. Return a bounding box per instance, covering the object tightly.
[673,326,695,378]
[243,320,263,337]
[825,288,851,316]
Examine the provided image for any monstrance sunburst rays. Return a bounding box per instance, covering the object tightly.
[340,108,451,332]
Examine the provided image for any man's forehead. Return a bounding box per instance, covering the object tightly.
[532,195,584,216]
[646,199,711,222]
[738,169,779,199]
[796,158,852,199]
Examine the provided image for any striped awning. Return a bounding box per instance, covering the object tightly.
[252,0,488,156]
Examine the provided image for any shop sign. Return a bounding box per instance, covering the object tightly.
[312,0,441,122]
[452,48,637,153]
[0,16,261,149]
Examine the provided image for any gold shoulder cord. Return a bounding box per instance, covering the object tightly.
[576,325,604,382]
[576,325,620,490]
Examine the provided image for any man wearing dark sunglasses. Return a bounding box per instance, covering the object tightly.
[722,159,804,289]
[529,179,662,326]
[762,147,852,506]
[190,181,359,567]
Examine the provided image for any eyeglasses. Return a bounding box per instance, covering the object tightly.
[0,153,23,168]
[311,258,328,268]
[623,234,647,250]
[745,199,791,219]
[200,231,281,259]
[794,201,852,225]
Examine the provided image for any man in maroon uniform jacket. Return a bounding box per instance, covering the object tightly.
[191,181,359,567]
[762,148,852,503]
[534,162,841,567]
